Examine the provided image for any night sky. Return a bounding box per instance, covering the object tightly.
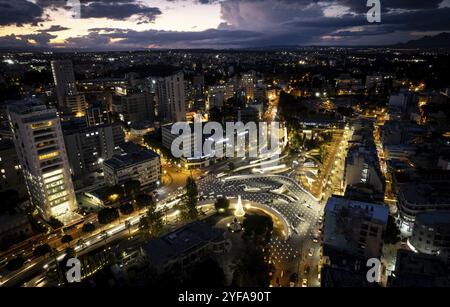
[1,0,450,49]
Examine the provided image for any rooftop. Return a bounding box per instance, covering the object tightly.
[142,221,226,267]
[415,211,450,226]
[325,196,389,225]
[103,149,159,170]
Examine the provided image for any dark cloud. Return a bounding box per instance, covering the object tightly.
[36,25,70,32]
[0,32,57,48]
[80,2,161,22]
[63,27,265,49]
[0,0,45,26]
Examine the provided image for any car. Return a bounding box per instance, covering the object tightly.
[312,237,318,243]
[308,248,314,257]
[301,279,308,287]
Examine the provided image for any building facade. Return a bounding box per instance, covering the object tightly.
[7,100,77,221]
[156,72,186,123]
[51,60,78,107]
[112,91,154,125]
[103,149,161,189]
[323,197,389,260]
[63,122,125,178]
[409,211,450,255]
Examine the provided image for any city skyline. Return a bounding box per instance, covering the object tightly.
[1,0,450,50]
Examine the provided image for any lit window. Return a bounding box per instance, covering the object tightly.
[39,151,59,161]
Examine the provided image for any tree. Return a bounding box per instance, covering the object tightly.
[135,194,154,208]
[140,207,164,239]
[33,243,52,257]
[232,241,274,287]
[82,223,96,233]
[98,207,119,225]
[182,176,199,221]
[61,234,73,246]
[384,215,401,245]
[124,180,141,199]
[228,162,235,171]
[242,214,273,247]
[214,197,230,214]
[119,203,134,215]
[48,217,64,229]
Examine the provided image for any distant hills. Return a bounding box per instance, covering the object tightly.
[393,32,450,48]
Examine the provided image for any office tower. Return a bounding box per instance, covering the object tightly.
[51,60,78,106]
[112,91,154,125]
[7,100,77,222]
[156,71,186,123]
[63,122,124,178]
[241,72,255,102]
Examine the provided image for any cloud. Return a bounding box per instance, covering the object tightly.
[0,32,57,48]
[62,27,265,49]
[80,2,161,23]
[36,25,70,32]
[1,0,450,48]
[0,0,45,26]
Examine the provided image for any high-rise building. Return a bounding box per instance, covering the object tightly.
[207,84,235,109]
[51,60,78,106]
[63,122,124,178]
[7,100,77,222]
[156,72,186,122]
[322,196,389,261]
[64,93,87,117]
[112,91,154,125]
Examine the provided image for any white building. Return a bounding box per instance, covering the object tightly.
[103,150,161,188]
[7,100,77,222]
[156,72,186,123]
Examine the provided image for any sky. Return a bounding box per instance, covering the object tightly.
[1,0,450,50]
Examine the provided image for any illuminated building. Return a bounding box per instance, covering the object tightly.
[63,122,124,178]
[156,71,186,122]
[112,91,155,125]
[103,148,161,189]
[51,60,78,106]
[64,93,87,116]
[7,100,77,222]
